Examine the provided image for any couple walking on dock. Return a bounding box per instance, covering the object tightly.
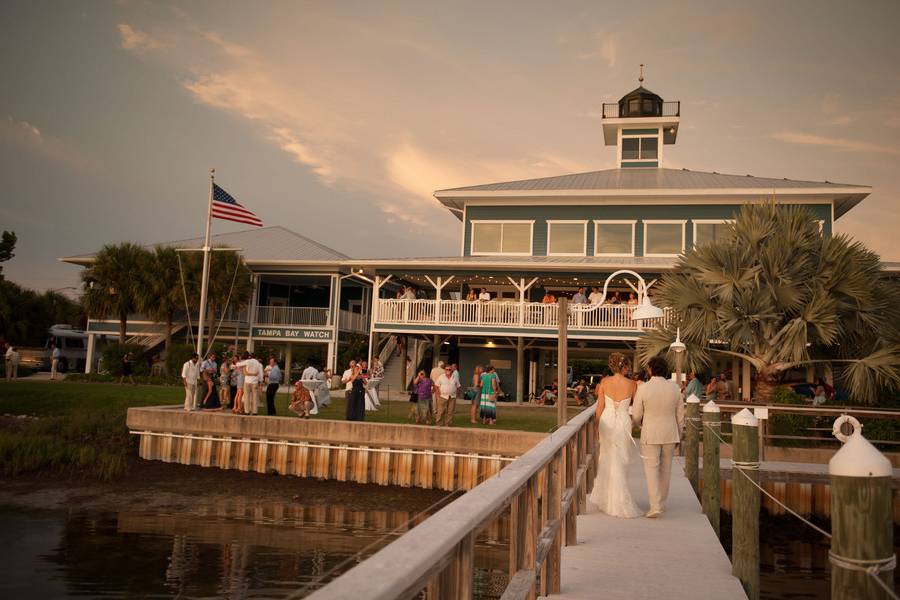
[591,353,685,519]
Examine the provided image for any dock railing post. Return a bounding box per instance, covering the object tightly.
[702,400,721,536]
[828,416,895,600]
[731,408,760,600]
[684,394,701,496]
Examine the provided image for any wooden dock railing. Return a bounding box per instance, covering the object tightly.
[304,404,599,600]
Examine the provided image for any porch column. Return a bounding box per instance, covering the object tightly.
[326,341,335,372]
[432,335,441,368]
[85,333,96,374]
[284,343,292,385]
[742,359,752,401]
[516,337,524,405]
[400,335,409,389]
[731,358,740,401]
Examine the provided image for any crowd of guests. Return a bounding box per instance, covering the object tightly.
[404,361,502,427]
[393,284,641,306]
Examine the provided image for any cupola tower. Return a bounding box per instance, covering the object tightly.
[601,65,680,168]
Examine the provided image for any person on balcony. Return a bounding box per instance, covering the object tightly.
[465,289,477,301]
[626,292,639,305]
[541,291,557,304]
[478,288,491,301]
[402,286,416,300]
[572,287,588,304]
[588,286,603,304]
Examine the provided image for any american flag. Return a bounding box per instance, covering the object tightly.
[211,183,263,227]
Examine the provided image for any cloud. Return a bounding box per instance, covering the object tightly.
[0,116,102,174]
[117,23,162,51]
[579,33,619,67]
[771,131,899,156]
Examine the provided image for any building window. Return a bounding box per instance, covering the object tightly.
[471,221,533,255]
[693,220,733,247]
[622,136,658,160]
[644,221,685,256]
[547,221,587,255]
[594,221,635,256]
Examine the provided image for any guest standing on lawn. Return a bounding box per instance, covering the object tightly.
[265,356,281,416]
[469,365,483,424]
[181,353,200,411]
[345,361,366,421]
[119,352,136,385]
[412,370,434,425]
[479,365,499,425]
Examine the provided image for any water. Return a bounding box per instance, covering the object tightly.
[0,493,510,599]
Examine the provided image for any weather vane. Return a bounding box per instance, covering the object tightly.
[639,63,645,85]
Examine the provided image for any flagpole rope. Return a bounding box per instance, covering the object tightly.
[207,255,241,350]
[176,252,195,348]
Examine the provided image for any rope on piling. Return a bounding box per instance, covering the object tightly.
[828,552,899,600]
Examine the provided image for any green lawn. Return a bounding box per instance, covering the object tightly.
[0,381,584,434]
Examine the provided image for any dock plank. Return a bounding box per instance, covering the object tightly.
[545,457,744,600]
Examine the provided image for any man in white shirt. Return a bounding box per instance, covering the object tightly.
[181,353,200,411]
[50,343,61,380]
[478,288,491,301]
[402,287,416,300]
[434,364,461,426]
[236,352,262,415]
[341,359,357,406]
[588,286,603,304]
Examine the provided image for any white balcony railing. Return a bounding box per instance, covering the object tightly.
[255,306,329,327]
[376,299,671,332]
[338,309,369,333]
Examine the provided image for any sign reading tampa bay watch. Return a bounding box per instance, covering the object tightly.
[251,327,333,341]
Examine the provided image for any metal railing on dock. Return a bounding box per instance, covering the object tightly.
[305,404,599,600]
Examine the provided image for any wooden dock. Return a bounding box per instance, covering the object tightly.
[546,456,745,600]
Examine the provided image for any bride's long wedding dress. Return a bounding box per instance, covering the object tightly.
[589,395,643,518]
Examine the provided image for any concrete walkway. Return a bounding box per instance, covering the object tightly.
[546,457,745,600]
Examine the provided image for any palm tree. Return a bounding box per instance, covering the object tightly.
[81,243,151,343]
[638,202,900,404]
[182,249,253,352]
[135,246,185,368]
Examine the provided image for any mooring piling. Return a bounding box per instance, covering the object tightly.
[828,415,895,600]
[702,400,721,536]
[731,408,760,600]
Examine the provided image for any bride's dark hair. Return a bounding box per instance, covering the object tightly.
[608,352,630,374]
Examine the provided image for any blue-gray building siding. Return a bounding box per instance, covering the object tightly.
[463,203,832,257]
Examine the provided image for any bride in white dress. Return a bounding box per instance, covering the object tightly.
[589,352,643,518]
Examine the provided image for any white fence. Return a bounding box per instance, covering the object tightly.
[255,306,330,327]
[376,299,670,331]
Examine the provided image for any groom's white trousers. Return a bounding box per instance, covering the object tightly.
[641,442,676,512]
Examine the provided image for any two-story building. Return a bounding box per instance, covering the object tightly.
[353,83,871,401]
[62,226,372,378]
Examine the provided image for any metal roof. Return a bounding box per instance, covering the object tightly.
[436,167,867,194]
[346,254,678,273]
[60,225,349,266]
[434,167,870,221]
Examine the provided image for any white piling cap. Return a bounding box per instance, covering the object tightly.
[731,408,758,427]
[829,431,893,478]
[703,400,720,413]
[686,393,701,404]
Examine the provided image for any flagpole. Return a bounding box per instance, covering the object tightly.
[196,168,215,359]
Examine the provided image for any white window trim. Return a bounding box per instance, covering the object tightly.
[470,220,535,256]
[593,219,636,257]
[643,219,686,257]
[620,133,660,162]
[546,220,588,256]
[691,219,734,248]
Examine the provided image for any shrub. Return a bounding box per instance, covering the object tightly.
[165,343,196,375]
[100,344,147,376]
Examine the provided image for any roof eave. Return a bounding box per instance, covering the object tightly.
[434,186,872,199]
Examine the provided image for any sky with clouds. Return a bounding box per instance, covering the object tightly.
[2,0,899,292]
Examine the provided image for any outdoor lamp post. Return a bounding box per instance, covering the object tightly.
[670,327,686,386]
[598,269,664,322]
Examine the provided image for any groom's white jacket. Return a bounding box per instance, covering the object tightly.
[632,376,684,445]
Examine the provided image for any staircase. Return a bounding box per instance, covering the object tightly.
[380,337,432,391]
[125,324,186,352]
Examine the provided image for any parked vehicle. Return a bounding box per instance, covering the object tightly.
[17,325,89,373]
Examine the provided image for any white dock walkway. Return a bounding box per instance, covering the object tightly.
[546,457,745,600]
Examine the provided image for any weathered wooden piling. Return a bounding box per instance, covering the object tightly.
[731,408,760,600]
[828,417,895,600]
[684,393,701,495]
[702,400,721,536]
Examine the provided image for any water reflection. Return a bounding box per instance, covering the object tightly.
[0,497,510,599]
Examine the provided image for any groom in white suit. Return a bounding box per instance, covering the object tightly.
[632,356,685,518]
